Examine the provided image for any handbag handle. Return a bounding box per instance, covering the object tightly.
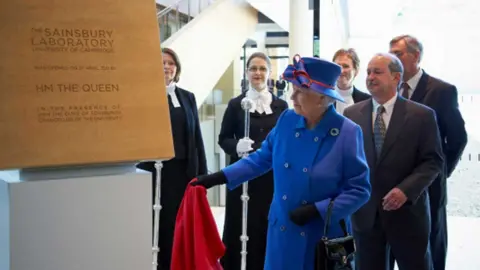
[323,199,349,238]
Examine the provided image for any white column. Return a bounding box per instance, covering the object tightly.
[289,0,314,59]
[254,31,266,53]
[319,0,346,59]
[286,0,313,106]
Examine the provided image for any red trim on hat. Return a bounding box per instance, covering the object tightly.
[282,64,335,90]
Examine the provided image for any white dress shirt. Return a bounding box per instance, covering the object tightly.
[400,69,423,98]
[166,82,181,108]
[335,86,355,115]
[372,93,398,130]
[246,87,273,115]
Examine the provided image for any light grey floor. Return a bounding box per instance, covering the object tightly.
[211,207,480,270]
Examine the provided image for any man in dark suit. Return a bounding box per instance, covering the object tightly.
[389,35,468,270]
[344,53,444,270]
[332,48,370,114]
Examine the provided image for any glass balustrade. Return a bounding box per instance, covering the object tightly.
[156,0,216,42]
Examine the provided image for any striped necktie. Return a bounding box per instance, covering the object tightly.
[373,105,386,157]
[401,82,410,99]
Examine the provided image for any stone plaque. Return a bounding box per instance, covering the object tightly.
[0,0,173,169]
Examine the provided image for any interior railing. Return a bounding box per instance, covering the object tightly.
[157,0,216,42]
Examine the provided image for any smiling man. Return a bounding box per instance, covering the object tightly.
[344,53,444,270]
[332,48,370,114]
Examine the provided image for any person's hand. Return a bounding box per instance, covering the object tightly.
[236,138,254,156]
[289,204,320,226]
[382,188,407,211]
[190,171,227,189]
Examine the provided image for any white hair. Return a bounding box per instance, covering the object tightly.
[315,92,335,107]
[325,96,335,106]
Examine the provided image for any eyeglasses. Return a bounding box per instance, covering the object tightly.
[248,66,268,73]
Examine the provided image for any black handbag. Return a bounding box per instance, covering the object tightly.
[314,200,355,270]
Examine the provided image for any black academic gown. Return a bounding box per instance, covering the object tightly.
[218,92,288,270]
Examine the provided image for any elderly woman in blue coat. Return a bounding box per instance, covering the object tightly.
[192,55,371,270]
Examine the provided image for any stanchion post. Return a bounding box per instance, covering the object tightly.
[240,97,254,270]
[152,160,164,270]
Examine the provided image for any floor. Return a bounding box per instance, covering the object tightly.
[210,207,480,270]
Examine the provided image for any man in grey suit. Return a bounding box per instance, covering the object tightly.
[344,53,444,270]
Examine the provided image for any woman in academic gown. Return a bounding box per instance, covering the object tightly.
[218,52,288,270]
[192,55,371,270]
[136,47,207,270]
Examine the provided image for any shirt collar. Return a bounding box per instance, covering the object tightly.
[336,85,354,97]
[247,87,270,99]
[372,92,397,115]
[246,87,273,114]
[166,81,176,94]
[404,69,423,91]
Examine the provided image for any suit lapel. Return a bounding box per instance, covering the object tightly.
[378,97,408,162]
[410,71,429,102]
[358,100,376,168]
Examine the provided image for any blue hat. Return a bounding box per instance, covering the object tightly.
[282,54,344,102]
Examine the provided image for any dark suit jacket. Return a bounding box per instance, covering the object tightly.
[352,87,371,102]
[137,86,207,179]
[410,71,467,209]
[344,97,444,232]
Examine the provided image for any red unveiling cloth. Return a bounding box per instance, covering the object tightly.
[171,179,226,270]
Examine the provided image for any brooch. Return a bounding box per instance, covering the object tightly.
[330,128,339,136]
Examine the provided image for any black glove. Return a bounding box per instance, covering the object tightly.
[190,171,227,189]
[289,204,320,226]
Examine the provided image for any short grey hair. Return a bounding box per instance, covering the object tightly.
[374,53,404,86]
[390,34,424,62]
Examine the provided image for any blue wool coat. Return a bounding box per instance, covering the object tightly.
[222,106,371,270]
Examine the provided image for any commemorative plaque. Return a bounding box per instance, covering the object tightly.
[0,0,174,169]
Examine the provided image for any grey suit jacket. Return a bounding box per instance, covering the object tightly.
[344,96,444,232]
